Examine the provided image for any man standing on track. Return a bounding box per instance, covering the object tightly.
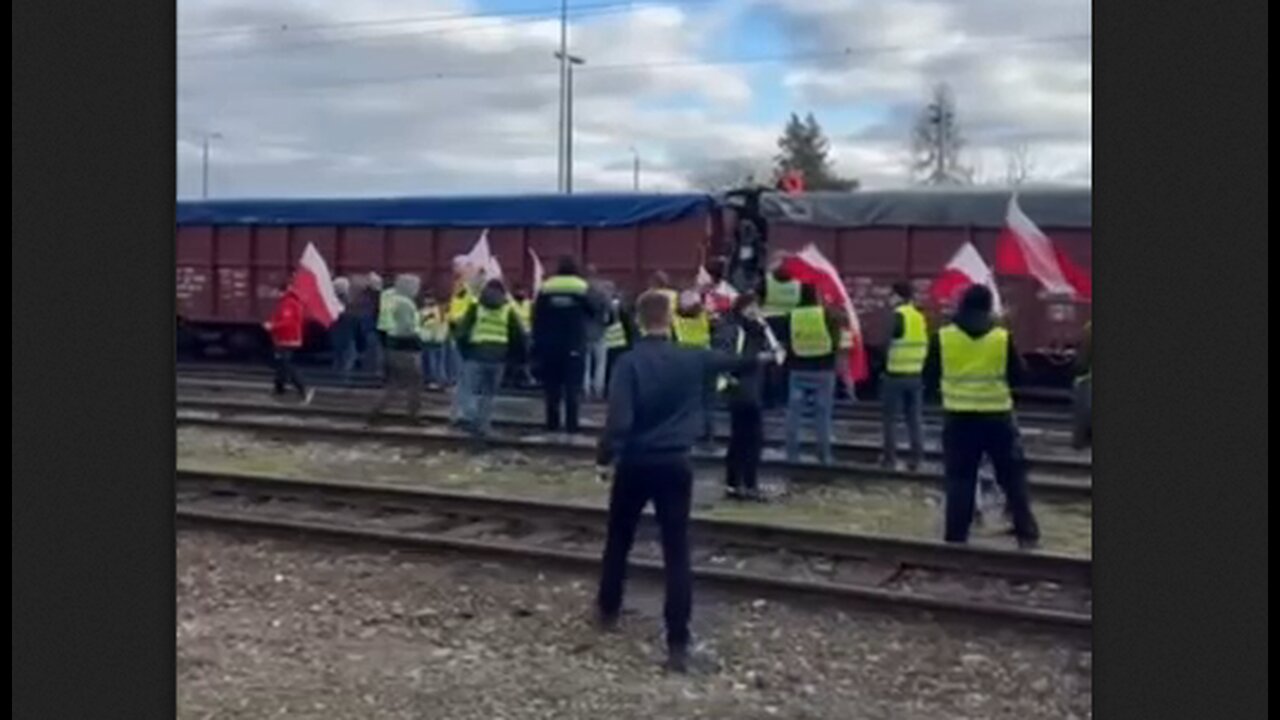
[367,274,424,424]
[532,257,597,434]
[582,265,615,400]
[455,278,527,438]
[672,290,717,443]
[922,284,1040,549]
[759,254,801,408]
[718,292,784,501]
[263,280,315,405]
[448,257,478,421]
[881,281,928,471]
[780,284,843,465]
[594,290,769,673]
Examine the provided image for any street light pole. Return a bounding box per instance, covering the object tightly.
[556,0,568,193]
[200,132,223,199]
[554,51,585,194]
[629,146,640,191]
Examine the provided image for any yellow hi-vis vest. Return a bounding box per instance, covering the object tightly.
[384,294,421,339]
[514,299,532,330]
[762,276,801,316]
[539,275,589,295]
[886,304,928,375]
[604,320,628,349]
[470,304,513,346]
[673,312,711,348]
[939,325,1013,412]
[789,306,833,358]
[377,288,398,332]
[418,306,448,343]
[448,283,475,326]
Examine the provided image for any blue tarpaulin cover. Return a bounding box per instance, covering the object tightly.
[176,193,713,228]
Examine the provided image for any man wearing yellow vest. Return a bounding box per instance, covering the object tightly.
[781,284,844,465]
[760,256,801,407]
[417,293,450,389]
[921,284,1040,549]
[368,274,425,424]
[881,281,928,471]
[454,277,527,438]
[673,290,717,442]
[447,257,478,423]
[602,296,635,389]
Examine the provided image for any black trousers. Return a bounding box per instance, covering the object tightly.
[540,352,584,432]
[597,459,694,648]
[942,414,1040,543]
[271,349,306,396]
[725,403,764,492]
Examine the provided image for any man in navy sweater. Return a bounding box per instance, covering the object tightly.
[594,290,767,673]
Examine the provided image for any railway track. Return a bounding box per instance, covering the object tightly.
[176,363,1077,431]
[175,397,1093,500]
[178,378,1087,465]
[176,468,1092,632]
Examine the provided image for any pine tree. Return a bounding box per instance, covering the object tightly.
[773,113,858,191]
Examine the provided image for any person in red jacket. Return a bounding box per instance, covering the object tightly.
[263,283,314,404]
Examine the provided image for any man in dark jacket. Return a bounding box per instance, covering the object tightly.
[532,257,598,433]
[595,290,768,674]
[719,293,785,500]
[455,278,527,438]
[921,284,1040,549]
[779,284,844,465]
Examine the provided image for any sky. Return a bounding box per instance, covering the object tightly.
[176,0,1091,198]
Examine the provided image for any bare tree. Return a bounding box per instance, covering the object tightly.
[910,83,973,186]
[1003,142,1037,186]
[687,157,774,192]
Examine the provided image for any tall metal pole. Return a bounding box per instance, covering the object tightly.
[556,0,568,192]
[555,52,585,195]
[630,147,640,191]
[201,137,210,200]
[199,132,222,199]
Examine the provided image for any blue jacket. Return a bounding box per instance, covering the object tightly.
[596,336,756,465]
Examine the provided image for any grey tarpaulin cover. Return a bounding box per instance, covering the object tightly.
[757,187,1091,229]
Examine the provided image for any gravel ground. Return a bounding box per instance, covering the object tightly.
[177,531,1091,720]
[177,426,1093,556]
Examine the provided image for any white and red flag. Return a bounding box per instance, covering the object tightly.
[779,244,869,382]
[528,247,545,294]
[461,228,503,282]
[930,242,1004,316]
[288,242,343,327]
[995,194,1091,299]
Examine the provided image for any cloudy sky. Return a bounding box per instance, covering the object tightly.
[177,0,1091,198]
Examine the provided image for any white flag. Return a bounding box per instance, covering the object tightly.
[461,228,502,282]
[528,248,545,294]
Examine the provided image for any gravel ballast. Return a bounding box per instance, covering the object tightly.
[177,531,1091,720]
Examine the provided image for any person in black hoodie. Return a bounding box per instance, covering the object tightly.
[719,293,784,501]
[922,284,1040,549]
[531,257,598,433]
[455,278,528,438]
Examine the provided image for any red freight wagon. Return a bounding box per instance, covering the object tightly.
[175,194,716,355]
[752,188,1091,386]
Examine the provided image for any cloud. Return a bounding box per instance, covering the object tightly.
[177,0,1090,196]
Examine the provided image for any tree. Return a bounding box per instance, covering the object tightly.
[910,83,973,186]
[1003,142,1037,186]
[773,113,859,191]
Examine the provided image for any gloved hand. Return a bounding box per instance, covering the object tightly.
[595,464,613,484]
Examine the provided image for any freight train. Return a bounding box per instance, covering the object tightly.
[176,187,1091,387]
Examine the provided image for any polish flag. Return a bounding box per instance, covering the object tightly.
[779,244,869,382]
[288,242,343,327]
[528,247,545,294]
[930,242,1004,316]
[995,194,1091,299]
[462,229,503,282]
[705,280,739,315]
